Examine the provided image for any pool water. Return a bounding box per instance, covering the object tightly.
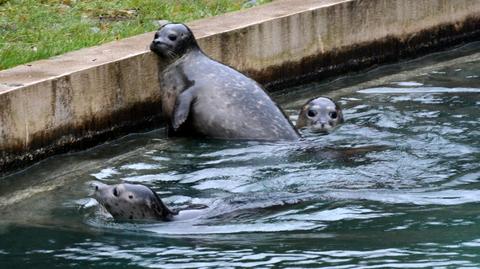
[1,42,479,268]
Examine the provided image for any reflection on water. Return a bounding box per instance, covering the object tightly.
[1,42,480,268]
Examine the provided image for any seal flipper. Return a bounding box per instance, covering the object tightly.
[172,89,196,131]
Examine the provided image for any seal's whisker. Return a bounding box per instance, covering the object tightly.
[168,49,180,60]
[167,50,176,60]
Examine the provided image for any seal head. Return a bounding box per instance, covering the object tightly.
[92,182,176,221]
[296,97,344,133]
[150,23,198,62]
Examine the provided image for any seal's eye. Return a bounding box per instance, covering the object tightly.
[154,33,159,39]
[129,195,133,199]
[113,187,118,197]
[307,109,317,118]
[329,111,338,119]
[168,34,177,41]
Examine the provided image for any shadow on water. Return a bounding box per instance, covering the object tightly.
[0,42,480,268]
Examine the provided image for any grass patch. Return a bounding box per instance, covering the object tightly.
[0,0,271,70]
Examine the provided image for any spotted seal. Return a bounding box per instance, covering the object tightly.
[296,97,344,133]
[91,182,315,222]
[92,182,176,221]
[150,23,299,141]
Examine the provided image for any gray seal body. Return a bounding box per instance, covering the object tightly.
[92,182,176,221]
[296,97,344,133]
[150,23,299,141]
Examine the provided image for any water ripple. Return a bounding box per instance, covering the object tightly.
[3,43,480,268]
[359,87,480,94]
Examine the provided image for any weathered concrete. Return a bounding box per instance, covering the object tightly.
[1,0,480,173]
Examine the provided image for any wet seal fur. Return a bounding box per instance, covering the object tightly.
[91,182,311,222]
[296,97,344,133]
[92,182,176,221]
[150,23,299,141]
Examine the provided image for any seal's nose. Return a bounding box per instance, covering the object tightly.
[150,39,163,52]
[90,183,99,193]
[152,36,166,45]
[90,181,108,193]
[318,117,329,126]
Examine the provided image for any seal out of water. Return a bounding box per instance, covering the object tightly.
[150,23,300,141]
[296,97,344,133]
[92,182,176,221]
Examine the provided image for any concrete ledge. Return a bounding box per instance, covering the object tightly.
[1,0,480,173]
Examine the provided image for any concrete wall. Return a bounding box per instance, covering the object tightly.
[1,0,480,173]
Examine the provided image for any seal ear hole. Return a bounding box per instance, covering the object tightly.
[129,195,133,199]
[307,109,317,118]
[329,111,338,119]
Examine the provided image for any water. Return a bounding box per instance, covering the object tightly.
[1,42,480,268]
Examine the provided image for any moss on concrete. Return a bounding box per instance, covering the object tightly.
[0,0,270,70]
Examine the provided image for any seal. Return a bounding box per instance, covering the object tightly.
[90,182,312,222]
[92,182,176,221]
[150,23,299,141]
[296,97,344,133]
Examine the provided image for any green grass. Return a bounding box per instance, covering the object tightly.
[0,0,271,70]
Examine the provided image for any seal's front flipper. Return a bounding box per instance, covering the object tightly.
[172,90,196,131]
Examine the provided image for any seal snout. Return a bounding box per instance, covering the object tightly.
[150,31,166,53]
[151,37,167,46]
[150,37,175,57]
[90,181,107,191]
[90,181,111,201]
[150,40,164,54]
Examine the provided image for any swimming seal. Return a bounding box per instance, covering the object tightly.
[92,182,176,221]
[296,97,344,133]
[150,23,299,141]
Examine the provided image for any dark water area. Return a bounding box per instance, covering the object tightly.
[0,42,479,268]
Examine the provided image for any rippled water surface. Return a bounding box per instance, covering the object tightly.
[1,43,480,268]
